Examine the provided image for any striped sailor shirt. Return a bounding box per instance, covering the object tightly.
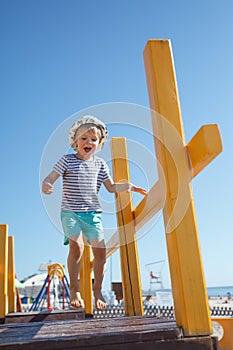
[53,154,112,212]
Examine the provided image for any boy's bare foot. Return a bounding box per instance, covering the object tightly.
[94,290,107,310]
[70,290,84,309]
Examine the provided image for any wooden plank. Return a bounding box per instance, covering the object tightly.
[0,316,219,349]
[0,224,8,318]
[186,124,223,178]
[0,317,179,344]
[111,137,144,316]
[4,309,85,324]
[0,337,219,350]
[143,39,212,336]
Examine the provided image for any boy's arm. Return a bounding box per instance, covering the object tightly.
[42,170,60,195]
[103,178,147,196]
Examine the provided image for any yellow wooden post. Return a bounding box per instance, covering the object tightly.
[0,224,8,318]
[82,240,93,314]
[79,239,93,314]
[79,255,85,301]
[111,137,144,316]
[143,39,220,335]
[8,236,15,313]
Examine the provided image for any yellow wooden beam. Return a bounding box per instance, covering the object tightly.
[79,240,93,314]
[144,39,213,336]
[106,180,164,258]
[134,180,164,231]
[79,255,85,302]
[111,137,144,316]
[0,224,8,318]
[8,236,15,313]
[186,124,223,178]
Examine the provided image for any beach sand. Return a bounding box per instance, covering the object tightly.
[208,296,233,309]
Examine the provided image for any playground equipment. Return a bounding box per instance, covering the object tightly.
[145,260,165,291]
[29,263,70,311]
[0,39,232,349]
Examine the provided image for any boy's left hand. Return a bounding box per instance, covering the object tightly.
[130,185,147,196]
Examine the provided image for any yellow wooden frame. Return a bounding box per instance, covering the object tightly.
[143,39,222,335]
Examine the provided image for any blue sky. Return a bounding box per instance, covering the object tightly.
[0,0,232,291]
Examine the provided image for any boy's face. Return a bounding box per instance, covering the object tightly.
[74,126,101,160]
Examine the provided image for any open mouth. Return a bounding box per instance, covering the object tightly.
[84,147,92,153]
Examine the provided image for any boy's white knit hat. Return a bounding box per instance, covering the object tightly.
[68,115,108,152]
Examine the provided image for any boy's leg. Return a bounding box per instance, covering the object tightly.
[67,235,85,308]
[90,239,107,310]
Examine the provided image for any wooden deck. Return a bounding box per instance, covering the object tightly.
[0,314,219,349]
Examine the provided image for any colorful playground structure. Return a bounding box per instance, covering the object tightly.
[0,39,233,349]
[29,263,70,312]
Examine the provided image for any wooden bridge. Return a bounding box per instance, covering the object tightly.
[0,39,229,349]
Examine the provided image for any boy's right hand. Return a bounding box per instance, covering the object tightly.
[42,182,53,194]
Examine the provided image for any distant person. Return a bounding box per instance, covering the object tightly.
[42,116,147,310]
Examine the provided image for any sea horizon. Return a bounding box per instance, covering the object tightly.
[142,285,233,298]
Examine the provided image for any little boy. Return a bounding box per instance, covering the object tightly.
[42,115,147,310]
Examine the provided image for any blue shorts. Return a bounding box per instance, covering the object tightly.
[61,211,104,245]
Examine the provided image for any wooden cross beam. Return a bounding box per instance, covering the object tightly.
[187,124,222,178]
[143,39,222,336]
